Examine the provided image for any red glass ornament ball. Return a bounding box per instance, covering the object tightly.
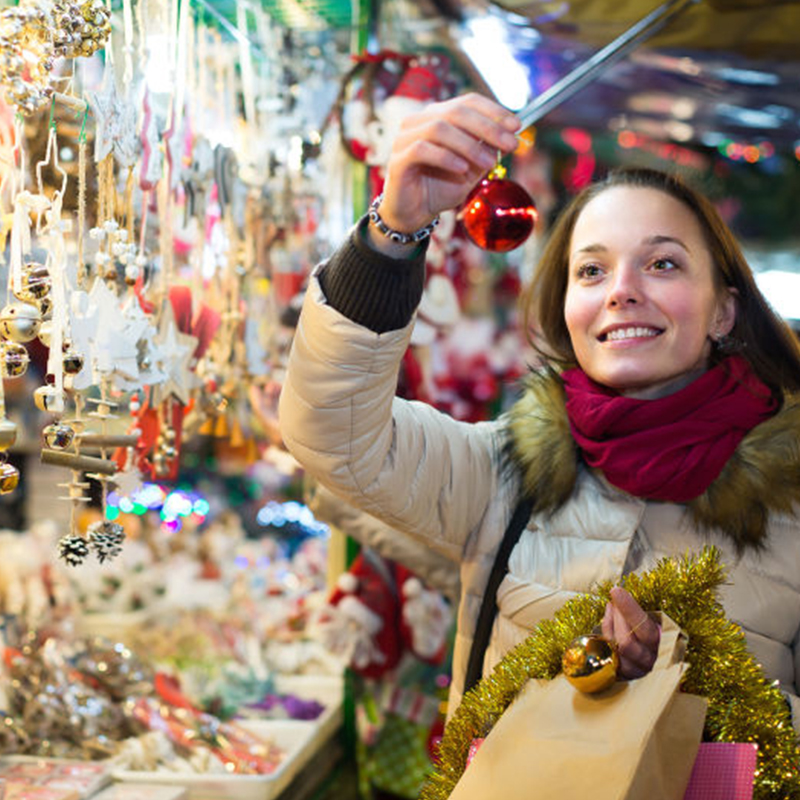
[461,177,538,252]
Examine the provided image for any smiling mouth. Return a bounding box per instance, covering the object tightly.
[599,326,663,343]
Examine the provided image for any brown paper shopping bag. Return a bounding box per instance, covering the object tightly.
[450,614,707,800]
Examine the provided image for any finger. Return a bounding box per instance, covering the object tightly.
[392,120,500,179]
[610,587,660,649]
[601,601,614,641]
[398,101,518,162]
[436,92,521,136]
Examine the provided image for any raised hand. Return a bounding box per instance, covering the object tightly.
[371,93,520,248]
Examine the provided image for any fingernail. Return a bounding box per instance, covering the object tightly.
[501,133,518,151]
[478,150,496,169]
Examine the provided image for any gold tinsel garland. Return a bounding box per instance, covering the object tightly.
[421,547,800,800]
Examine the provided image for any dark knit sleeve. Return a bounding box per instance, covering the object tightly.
[318,216,428,333]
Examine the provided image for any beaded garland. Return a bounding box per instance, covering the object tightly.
[420,547,800,800]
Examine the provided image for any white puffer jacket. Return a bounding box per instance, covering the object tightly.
[280,270,800,731]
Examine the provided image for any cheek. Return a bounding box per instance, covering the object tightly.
[564,288,593,342]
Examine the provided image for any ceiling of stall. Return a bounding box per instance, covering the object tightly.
[387,0,800,153]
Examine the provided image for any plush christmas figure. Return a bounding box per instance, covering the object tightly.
[316,552,451,677]
[315,550,403,679]
[399,572,450,664]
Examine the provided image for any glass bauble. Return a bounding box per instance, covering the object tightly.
[460,167,537,252]
[562,634,619,693]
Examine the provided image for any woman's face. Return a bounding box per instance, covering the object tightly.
[564,186,736,399]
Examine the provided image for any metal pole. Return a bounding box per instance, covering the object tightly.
[517,0,698,130]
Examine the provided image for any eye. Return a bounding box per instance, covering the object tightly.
[650,257,678,272]
[576,263,604,280]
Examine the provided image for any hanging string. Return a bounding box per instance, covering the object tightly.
[77,107,88,288]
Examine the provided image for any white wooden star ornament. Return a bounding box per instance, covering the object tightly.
[151,300,198,405]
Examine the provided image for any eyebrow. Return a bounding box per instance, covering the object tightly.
[572,234,691,258]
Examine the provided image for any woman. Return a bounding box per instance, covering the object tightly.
[279,93,800,727]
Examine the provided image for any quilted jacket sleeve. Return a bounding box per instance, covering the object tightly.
[278,227,503,561]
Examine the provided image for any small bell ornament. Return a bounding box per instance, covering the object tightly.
[0,302,42,343]
[87,520,125,563]
[42,422,75,449]
[34,386,65,412]
[58,533,90,567]
[13,262,51,303]
[0,419,18,451]
[0,460,20,494]
[459,163,537,252]
[37,320,53,347]
[0,341,29,378]
[562,634,619,693]
[63,349,85,375]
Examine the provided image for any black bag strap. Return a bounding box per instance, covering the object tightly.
[463,496,535,695]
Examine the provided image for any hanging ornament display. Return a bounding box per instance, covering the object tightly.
[459,163,537,252]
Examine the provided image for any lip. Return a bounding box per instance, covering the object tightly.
[597,324,664,343]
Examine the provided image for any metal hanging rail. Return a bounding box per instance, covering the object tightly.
[517,0,699,130]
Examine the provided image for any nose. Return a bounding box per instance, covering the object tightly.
[606,264,641,307]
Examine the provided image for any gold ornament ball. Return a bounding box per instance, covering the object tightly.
[42,422,74,449]
[0,419,18,451]
[0,341,29,378]
[0,302,42,343]
[562,634,619,693]
[0,462,20,494]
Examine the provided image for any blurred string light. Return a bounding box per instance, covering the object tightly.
[106,483,211,533]
[255,500,329,537]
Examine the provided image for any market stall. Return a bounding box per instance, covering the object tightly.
[0,0,798,798]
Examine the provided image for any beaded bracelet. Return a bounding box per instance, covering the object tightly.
[368,193,440,245]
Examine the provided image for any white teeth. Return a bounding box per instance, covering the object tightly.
[605,327,659,342]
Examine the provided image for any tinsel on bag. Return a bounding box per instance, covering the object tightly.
[421,548,800,800]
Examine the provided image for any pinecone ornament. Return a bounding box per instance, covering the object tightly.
[58,533,90,567]
[87,521,125,563]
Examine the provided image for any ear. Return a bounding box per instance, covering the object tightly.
[713,286,738,338]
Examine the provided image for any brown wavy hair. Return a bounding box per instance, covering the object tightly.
[520,166,800,399]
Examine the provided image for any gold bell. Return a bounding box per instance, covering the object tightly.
[0,419,18,451]
[34,386,64,413]
[0,462,20,494]
[63,349,85,375]
[14,262,51,302]
[0,341,29,378]
[42,422,75,449]
[0,302,42,343]
[562,634,619,693]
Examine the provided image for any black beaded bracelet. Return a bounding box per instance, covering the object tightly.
[368,193,440,245]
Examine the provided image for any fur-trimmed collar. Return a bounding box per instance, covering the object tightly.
[507,368,800,551]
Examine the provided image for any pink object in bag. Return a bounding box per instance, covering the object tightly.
[683,742,758,800]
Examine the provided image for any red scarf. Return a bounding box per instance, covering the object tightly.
[561,356,778,503]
